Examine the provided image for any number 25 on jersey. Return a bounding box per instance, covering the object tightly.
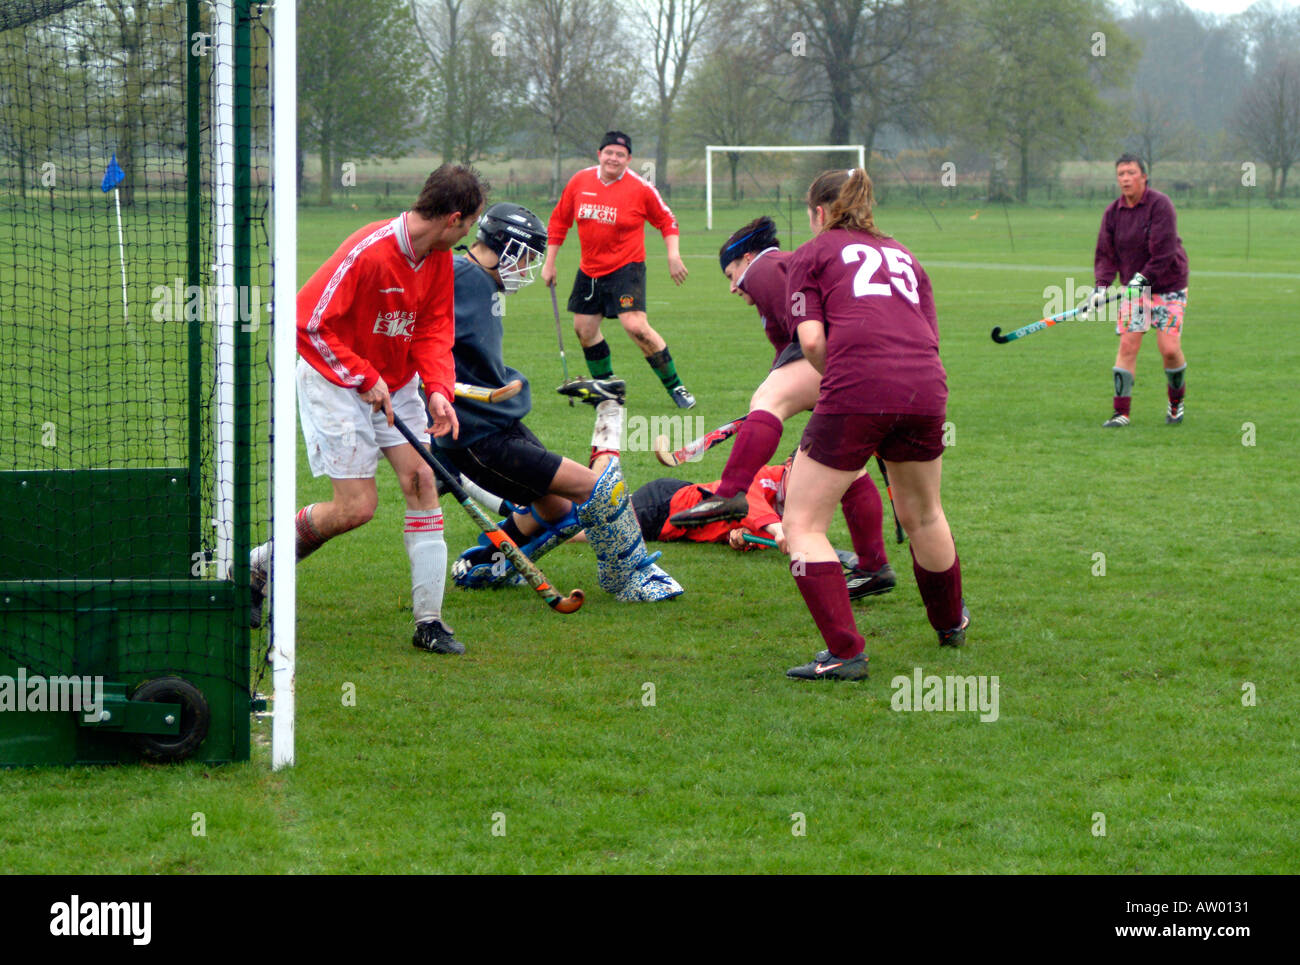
[842,244,920,305]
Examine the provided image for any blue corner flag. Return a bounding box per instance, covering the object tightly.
[101,153,125,192]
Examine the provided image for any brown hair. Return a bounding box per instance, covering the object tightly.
[413,163,489,219]
[807,168,884,238]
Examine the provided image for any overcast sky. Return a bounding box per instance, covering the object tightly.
[1160,0,1292,14]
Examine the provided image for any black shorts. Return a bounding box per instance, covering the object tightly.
[567,261,647,319]
[772,340,805,370]
[442,422,563,507]
[631,477,692,541]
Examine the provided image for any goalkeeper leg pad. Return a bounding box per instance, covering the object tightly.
[576,458,684,602]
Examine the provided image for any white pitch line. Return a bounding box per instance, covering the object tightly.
[682,253,1300,280]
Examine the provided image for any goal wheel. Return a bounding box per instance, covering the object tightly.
[129,676,211,763]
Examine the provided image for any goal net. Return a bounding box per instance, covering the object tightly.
[0,0,276,765]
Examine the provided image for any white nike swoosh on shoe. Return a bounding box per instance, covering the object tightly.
[815,662,844,674]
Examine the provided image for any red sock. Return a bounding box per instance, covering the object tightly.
[295,505,328,561]
[716,410,783,498]
[792,560,865,658]
[1112,395,1132,417]
[910,546,962,631]
[841,474,887,571]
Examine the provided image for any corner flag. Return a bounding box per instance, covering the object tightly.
[101,153,125,192]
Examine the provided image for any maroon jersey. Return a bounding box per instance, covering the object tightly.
[786,230,947,416]
[1094,187,1188,292]
[736,247,797,363]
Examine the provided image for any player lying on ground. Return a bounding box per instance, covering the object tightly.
[782,168,969,682]
[575,460,895,599]
[667,215,895,593]
[434,201,682,602]
[249,164,487,655]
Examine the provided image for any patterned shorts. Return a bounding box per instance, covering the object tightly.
[1118,289,1187,335]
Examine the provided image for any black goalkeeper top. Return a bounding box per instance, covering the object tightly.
[433,255,532,449]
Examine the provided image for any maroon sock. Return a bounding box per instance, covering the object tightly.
[792,559,865,658]
[841,473,887,571]
[716,409,783,498]
[911,546,963,632]
[1167,385,1185,404]
[1112,396,1131,417]
[295,505,328,561]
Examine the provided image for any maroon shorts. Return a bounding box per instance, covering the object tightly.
[800,411,946,471]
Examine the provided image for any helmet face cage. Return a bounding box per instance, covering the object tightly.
[495,235,543,293]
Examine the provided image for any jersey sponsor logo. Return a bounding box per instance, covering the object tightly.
[373,309,416,338]
[379,286,404,294]
[577,202,618,225]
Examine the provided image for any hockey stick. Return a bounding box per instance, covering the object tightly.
[391,414,584,614]
[550,284,575,406]
[991,290,1122,344]
[745,533,858,574]
[741,533,778,548]
[654,416,747,467]
[454,379,523,404]
[874,456,905,544]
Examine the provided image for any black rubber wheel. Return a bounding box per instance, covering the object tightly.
[129,676,211,763]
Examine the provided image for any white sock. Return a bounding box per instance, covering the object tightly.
[250,541,270,577]
[404,509,446,625]
[590,400,625,460]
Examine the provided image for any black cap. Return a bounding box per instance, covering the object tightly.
[599,131,632,154]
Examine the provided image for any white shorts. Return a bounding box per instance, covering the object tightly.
[298,360,428,478]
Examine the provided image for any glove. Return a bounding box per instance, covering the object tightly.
[1079,287,1108,319]
[1126,272,1148,299]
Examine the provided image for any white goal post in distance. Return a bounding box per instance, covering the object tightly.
[705,145,866,230]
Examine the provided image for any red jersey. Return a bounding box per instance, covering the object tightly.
[547,167,679,278]
[660,465,784,543]
[786,230,947,416]
[298,214,456,404]
[735,247,797,362]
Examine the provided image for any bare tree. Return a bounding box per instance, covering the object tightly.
[410,0,515,164]
[1127,89,1197,177]
[1234,56,1300,196]
[505,0,634,198]
[758,0,951,162]
[634,0,715,193]
[677,41,781,200]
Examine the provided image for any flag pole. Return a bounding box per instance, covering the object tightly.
[113,186,128,321]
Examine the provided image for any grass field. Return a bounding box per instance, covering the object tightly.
[3,196,1297,874]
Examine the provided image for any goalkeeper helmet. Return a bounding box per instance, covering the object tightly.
[476,202,547,293]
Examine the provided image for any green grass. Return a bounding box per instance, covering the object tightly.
[3,198,1298,873]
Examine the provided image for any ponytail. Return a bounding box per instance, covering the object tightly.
[824,168,883,237]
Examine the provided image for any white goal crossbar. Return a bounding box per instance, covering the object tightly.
[705,145,866,230]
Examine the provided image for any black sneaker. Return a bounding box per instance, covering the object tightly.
[412,619,466,655]
[250,568,267,629]
[1102,412,1130,427]
[846,563,896,600]
[786,651,870,681]
[671,385,696,409]
[668,491,748,528]
[557,377,626,406]
[937,602,971,647]
[1166,400,1184,424]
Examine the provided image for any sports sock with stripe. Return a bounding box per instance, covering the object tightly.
[911,546,963,632]
[841,473,887,572]
[716,409,782,498]
[589,399,624,466]
[645,347,683,391]
[296,504,327,560]
[404,509,446,625]
[792,559,865,659]
[1112,367,1134,417]
[583,340,614,379]
[1165,364,1186,404]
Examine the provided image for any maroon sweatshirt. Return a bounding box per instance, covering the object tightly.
[1094,186,1189,292]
